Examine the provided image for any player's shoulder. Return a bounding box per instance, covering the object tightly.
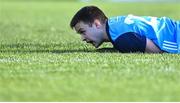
[113,32,147,53]
[108,15,126,24]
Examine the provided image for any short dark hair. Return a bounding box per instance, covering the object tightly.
[70,6,107,29]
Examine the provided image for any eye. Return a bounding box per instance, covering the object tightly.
[80,31,85,35]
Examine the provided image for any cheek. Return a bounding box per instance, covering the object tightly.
[85,30,99,40]
[84,32,92,38]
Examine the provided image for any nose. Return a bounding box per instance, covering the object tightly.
[81,35,86,41]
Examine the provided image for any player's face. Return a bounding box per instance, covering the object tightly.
[74,21,104,48]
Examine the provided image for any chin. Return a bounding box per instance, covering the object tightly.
[94,42,102,48]
[94,45,99,48]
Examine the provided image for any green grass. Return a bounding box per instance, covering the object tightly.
[0,1,180,101]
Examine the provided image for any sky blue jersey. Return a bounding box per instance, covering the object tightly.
[106,14,180,53]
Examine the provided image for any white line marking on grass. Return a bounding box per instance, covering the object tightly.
[158,67,176,73]
[0,57,96,63]
[133,58,154,62]
[0,58,28,63]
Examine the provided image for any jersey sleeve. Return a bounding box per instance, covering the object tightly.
[113,32,146,53]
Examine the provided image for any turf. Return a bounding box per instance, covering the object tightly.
[0,1,180,101]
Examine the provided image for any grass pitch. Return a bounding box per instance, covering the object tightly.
[0,1,180,101]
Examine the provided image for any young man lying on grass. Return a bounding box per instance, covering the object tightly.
[70,6,180,53]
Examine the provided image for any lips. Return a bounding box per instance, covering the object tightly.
[86,41,93,44]
[86,41,95,46]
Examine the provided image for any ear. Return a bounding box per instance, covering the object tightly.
[94,19,102,29]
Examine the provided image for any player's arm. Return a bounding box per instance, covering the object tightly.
[113,32,162,53]
[145,38,163,53]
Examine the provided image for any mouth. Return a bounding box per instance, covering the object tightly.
[86,41,95,46]
[86,41,93,44]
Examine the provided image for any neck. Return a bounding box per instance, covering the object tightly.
[102,22,110,42]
